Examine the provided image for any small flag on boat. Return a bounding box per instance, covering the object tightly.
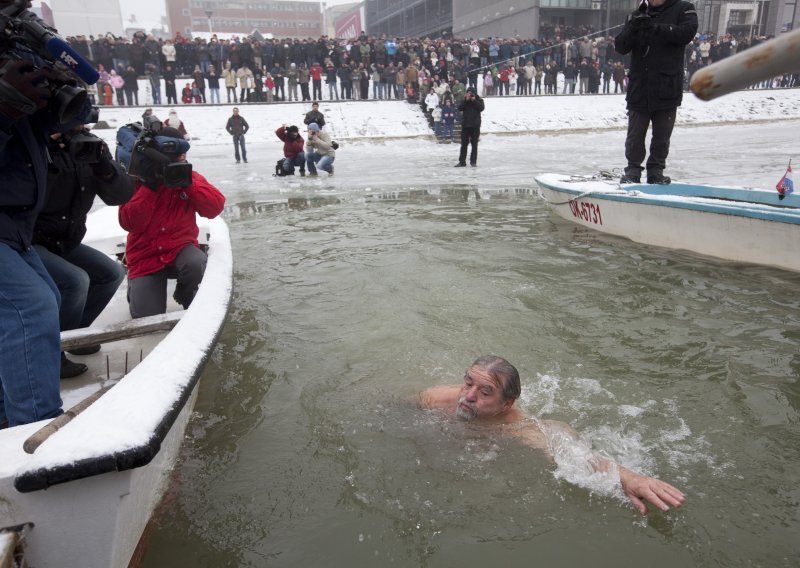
[776,161,793,200]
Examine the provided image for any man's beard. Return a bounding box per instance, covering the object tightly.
[455,396,477,421]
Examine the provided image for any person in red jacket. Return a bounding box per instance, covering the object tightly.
[275,124,305,176]
[118,127,226,318]
[309,62,324,101]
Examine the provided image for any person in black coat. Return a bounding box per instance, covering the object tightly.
[615,0,698,184]
[455,86,485,167]
[33,130,133,376]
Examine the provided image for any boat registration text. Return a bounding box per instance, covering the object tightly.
[569,200,603,225]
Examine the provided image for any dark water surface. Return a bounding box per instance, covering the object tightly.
[141,125,800,567]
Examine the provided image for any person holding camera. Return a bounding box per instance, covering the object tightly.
[614,0,698,185]
[275,124,305,176]
[118,126,225,319]
[226,107,249,164]
[0,5,96,426]
[304,122,335,177]
[33,127,134,378]
[455,86,484,167]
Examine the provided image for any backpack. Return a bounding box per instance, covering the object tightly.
[275,159,293,176]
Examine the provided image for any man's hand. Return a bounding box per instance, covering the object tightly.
[91,140,116,180]
[0,60,52,118]
[619,467,685,514]
[631,12,653,30]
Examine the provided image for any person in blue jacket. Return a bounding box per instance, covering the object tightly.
[0,42,91,426]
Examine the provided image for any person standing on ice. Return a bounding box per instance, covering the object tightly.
[455,86,484,168]
[615,0,698,185]
[226,107,250,164]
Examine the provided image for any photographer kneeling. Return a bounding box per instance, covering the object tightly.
[304,122,335,177]
[118,126,225,318]
[34,124,134,378]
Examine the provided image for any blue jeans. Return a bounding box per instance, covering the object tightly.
[34,243,125,331]
[443,120,454,139]
[0,244,63,426]
[283,152,305,173]
[306,152,335,174]
[209,87,220,103]
[233,134,247,162]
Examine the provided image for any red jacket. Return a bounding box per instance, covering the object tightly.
[310,63,323,81]
[275,126,305,158]
[119,171,225,279]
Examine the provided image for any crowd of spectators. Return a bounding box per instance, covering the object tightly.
[66,28,799,108]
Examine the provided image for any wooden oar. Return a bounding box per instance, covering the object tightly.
[60,310,184,352]
[23,385,115,454]
[691,28,800,100]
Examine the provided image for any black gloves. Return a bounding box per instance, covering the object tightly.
[0,60,51,118]
[631,12,652,30]
[90,141,116,180]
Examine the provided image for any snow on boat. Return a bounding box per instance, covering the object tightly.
[0,206,233,567]
[535,173,800,272]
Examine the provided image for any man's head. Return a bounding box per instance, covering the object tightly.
[286,124,299,138]
[233,107,239,115]
[456,356,521,421]
[312,101,319,109]
[307,122,320,135]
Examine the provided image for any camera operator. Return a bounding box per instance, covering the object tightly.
[33,126,133,378]
[614,0,698,185]
[118,126,225,319]
[455,86,484,168]
[0,1,96,427]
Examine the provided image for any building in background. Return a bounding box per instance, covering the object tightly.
[48,0,125,37]
[328,2,363,38]
[366,0,797,40]
[166,0,323,39]
[365,0,452,37]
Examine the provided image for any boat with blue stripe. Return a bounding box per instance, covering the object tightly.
[535,173,800,273]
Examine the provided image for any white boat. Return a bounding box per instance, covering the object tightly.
[535,173,800,273]
[0,206,233,567]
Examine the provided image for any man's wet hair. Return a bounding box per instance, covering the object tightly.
[470,355,521,401]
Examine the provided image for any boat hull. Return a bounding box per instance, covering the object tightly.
[0,212,233,567]
[536,174,800,273]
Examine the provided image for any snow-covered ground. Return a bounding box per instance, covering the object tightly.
[91,88,800,147]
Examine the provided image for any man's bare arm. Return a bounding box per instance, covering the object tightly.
[537,419,685,514]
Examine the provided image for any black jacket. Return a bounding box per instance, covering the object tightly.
[304,110,326,129]
[33,140,133,254]
[226,115,250,136]
[458,94,485,129]
[614,0,698,112]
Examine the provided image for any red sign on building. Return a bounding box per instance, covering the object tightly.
[334,9,362,40]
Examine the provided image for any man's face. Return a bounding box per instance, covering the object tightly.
[233,108,239,115]
[456,366,512,421]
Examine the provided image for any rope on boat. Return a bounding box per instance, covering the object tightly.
[541,169,635,205]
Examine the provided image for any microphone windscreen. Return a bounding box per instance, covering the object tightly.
[45,36,100,84]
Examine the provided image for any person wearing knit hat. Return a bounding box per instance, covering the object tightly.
[275,124,306,175]
[305,122,336,177]
[455,86,484,167]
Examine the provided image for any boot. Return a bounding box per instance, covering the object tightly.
[619,174,641,184]
[68,344,101,356]
[61,352,88,379]
[647,174,671,185]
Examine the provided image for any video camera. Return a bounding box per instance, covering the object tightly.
[0,0,99,123]
[116,122,193,189]
[56,106,103,163]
